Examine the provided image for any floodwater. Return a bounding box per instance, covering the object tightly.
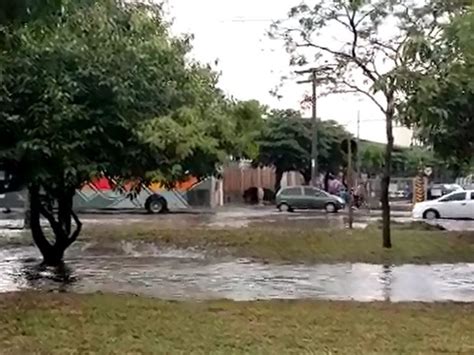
[2,207,474,231]
[1,243,473,302]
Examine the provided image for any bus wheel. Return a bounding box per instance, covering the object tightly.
[145,195,167,214]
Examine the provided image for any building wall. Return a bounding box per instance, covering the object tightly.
[393,125,414,147]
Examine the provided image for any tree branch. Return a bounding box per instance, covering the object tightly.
[346,7,379,83]
[355,6,378,27]
[38,202,65,239]
[29,186,53,251]
[370,38,398,55]
[295,38,352,61]
[336,79,387,114]
[333,16,352,31]
[66,211,82,247]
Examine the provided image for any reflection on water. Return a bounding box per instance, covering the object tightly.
[1,245,474,302]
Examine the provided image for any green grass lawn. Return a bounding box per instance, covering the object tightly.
[0,293,472,354]
[79,223,474,264]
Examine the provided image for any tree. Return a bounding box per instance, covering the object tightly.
[359,141,450,178]
[227,100,265,160]
[255,109,348,192]
[401,5,474,172]
[359,142,385,176]
[271,0,450,248]
[0,0,245,265]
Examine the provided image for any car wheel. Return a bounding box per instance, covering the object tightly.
[278,203,290,212]
[145,195,167,214]
[423,209,439,220]
[325,203,337,213]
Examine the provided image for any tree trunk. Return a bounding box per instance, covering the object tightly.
[323,172,331,192]
[275,169,284,194]
[29,186,63,265]
[28,186,81,266]
[302,169,311,186]
[382,97,395,249]
[23,189,31,229]
[58,189,74,235]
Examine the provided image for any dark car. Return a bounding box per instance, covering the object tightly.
[275,186,345,213]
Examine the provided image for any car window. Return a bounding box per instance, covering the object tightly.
[471,192,474,200]
[281,187,302,196]
[439,192,467,202]
[303,187,327,197]
[314,189,327,197]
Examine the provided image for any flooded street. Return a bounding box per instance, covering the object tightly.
[1,243,474,302]
[50,209,474,231]
[2,207,474,231]
[1,208,474,302]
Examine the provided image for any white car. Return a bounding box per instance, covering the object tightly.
[412,190,474,220]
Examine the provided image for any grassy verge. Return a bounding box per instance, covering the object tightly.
[80,223,474,264]
[0,293,472,354]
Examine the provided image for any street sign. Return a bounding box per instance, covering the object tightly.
[424,167,433,176]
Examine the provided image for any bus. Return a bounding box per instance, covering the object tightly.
[0,173,217,213]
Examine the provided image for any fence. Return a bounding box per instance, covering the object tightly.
[223,165,275,203]
[364,177,414,209]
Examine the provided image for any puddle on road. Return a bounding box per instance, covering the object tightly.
[0,244,473,302]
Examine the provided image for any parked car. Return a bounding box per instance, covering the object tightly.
[412,190,474,220]
[276,186,345,213]
[428,183,463,200]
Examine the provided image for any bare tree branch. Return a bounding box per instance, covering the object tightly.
[370,38,398,55]
[355,6,378,27]
[346,6,380,83]
[333,15,352,31]
[335,79,387,114]
[286,26,383,84]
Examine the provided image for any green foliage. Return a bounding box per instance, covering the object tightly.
[255,110,309,178]
[227,100,265,160]
[359,141,450,178]
[271,0,448,103]
[0,0,58,25]
[401,7,474,170]
[359,143,385,176]
[0,0,248,196]
[254,109,349,185]
[270,0,457,246]
[0,0,261,261]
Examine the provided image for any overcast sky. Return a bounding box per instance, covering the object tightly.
[165,0,413,145]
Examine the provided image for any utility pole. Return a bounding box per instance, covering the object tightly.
[296,67,331,187]
[356,109,361,185]
[310,71,318,187]
[347,138,354,229]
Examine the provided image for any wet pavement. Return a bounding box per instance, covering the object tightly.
[0,243,474,302]
[0,208,375,231]
[3,207,474,231]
